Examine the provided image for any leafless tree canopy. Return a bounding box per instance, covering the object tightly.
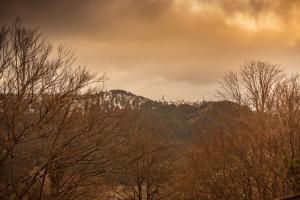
[0,21,117,200]
[218,60,285,112]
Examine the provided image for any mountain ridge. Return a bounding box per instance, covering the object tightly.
[99,89,250,139]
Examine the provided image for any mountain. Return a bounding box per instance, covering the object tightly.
[190,101,252,135]
[97,90,151,111]
[99,90,250,139]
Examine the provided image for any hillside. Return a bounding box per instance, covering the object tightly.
[99,90,250,139]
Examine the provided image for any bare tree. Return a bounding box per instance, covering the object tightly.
[110,110,174,200]
[273,74,300,192]
[218,60,285,112]
[217,71,242,105]
[202,61,300,199]
[0,20,116,200]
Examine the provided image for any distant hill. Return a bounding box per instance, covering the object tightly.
[99,90,251,139]
[97,90,151,110]
[190,101,252,135]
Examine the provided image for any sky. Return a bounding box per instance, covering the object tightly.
[1,0,300,101]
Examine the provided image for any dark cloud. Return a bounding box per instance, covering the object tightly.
[0,0,172,37]
[215,0,299,18]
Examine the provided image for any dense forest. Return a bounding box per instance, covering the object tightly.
[0,22,299,200]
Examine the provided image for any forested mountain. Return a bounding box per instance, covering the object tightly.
[99,89,251,140]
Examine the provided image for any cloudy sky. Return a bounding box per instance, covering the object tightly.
[1,0,300,101]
